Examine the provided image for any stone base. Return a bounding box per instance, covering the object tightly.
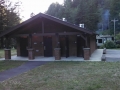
[27,49,35,60]
[83,48,90,60]
[54,48,61,60]
[5,49,11,60]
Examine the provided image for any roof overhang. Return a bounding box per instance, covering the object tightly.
[0,13,95,37]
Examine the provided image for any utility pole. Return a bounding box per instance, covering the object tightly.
[111,18,118,42]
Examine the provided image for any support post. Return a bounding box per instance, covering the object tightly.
[55,33,60,48]
[54,48,61,60]
[27,34,35,60]
[83,48,90,60]
[5,49,11,60]
[42,21,44,34]
[85,37,88,48]
[0,37,4,48]
[29,34,32,48]
[27,49,34,60]
[5,37,9,49]
[4,37,11,60]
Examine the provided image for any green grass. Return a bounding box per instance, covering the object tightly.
[0,49,17,58]
[0,61,26,72]
[0,62,120,90]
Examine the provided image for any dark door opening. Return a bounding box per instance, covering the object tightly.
[77,36,85,57]
[66,36,69,58]
[60,36,69,58]
[44,36,52,57]
[60,37,66,57]
[20,37,28,56]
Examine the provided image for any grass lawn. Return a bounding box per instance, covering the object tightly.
[0,49,17,58]
[0,61,120,90]
[0,61,26,72]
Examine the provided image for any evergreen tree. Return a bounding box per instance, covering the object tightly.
[110,0,120,32]
[46,0,100,31]
[0,0,21,48]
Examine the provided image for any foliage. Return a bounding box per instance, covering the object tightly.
[116,33,120,40]
[101,29,113,35]
[100,40,116,49]
[99,44,105,49]
[46,0,120,33]
[110,0,120,31]
[0,0,21,48]
[46,0,100,31]
[0,0,21,32]
[116,44,120,48]
[104,40,116,49]
[46,2,64,19]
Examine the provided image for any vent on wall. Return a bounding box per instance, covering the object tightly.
[62,18,67,21]
[79,24,84,28]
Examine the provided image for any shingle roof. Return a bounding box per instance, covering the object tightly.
[0,13,95,37]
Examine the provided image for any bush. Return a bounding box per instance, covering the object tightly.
[104,41,116,49]
[99,45,105,49]
[116,44,120,48]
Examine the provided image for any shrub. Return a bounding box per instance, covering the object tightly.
[99,45,105,49]
[104,40,116,49]
[116,44,120,48]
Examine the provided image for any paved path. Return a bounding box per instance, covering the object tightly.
[0,61,48,82]
[106,49,120,62]
[90,49,103,61]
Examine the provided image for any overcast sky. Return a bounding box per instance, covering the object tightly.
[11,0,64,20]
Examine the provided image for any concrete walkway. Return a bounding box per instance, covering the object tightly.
[90,49,103,61]
[0,49,103,61]
[0,61,48,82]
[106,49,120,62]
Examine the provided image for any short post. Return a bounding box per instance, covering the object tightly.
[83,48,90,60]
[54,48,61,60]
[27,48,35,60]
[4,49,11,60]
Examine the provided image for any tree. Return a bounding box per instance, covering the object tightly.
[46,0,100,31]
[0,0,21,48]
[30,12,35,18]
[116,33,120,40]
[46,2,64,19]
[110,0,120,32]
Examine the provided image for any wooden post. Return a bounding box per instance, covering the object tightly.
[5,37,9,49]
[4,37,11,60]
[85,37,88,48]
[54,48,61,60]
[27,49,35,60]
[42,21,44,34]
[5,49,11,60]
[27,34,35,60]
[29,34,32,48]
[16,38,20,56]
[83,48,90,60]
[56,33,60,48]
[0,37,4,48]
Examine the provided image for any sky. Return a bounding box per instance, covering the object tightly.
[11,0,64,20]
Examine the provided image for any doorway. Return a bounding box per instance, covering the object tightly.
[60,36,69,58]
[20,37,28,56]
[43,36,53,57]
[77,36,85,57]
